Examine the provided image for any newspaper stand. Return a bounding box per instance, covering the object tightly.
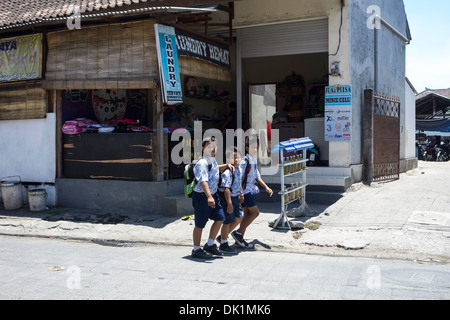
[272,138,314,230]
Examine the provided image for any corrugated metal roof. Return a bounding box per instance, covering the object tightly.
[416,88,450,100]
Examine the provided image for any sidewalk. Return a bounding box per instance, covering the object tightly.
[0,161,449,262]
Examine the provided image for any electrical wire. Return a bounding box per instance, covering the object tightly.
[329,1,344,56]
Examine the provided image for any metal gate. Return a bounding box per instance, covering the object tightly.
[363,90,401,182]
[373,93,400,181]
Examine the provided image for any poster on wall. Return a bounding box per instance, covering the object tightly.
[0,34,42,82]
[325,85,352,142]
[92,89,127,126]
[155,24,183,105]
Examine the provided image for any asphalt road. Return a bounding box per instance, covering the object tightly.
[0,235,449,301]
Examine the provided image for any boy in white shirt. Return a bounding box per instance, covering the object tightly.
[216,147,244,254]
[191,136,235,259]
[232,136,273,248]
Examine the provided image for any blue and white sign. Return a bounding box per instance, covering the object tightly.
[325,85,352,142]
[155,24,183,105]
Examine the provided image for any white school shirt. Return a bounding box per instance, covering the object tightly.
[193,156,220,194]
[218,166,242,197]
[239,154,261,195]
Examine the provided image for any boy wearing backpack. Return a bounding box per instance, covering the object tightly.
[231,136,273,249]
[216,147,244,254]
[191,136,235,259]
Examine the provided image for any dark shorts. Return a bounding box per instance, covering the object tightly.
[242,193,257,208]
[217,193,243,225]
[192,192,225,229]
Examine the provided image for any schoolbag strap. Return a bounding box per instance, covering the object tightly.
[242,155,251,190]
[219,167,235,189]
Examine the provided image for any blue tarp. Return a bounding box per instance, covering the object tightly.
[416,119,450,132]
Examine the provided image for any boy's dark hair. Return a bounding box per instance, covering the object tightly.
[225,146,241,159]
[245,135,259,149]
[202,136,216,147]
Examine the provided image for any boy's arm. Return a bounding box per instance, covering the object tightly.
[257,178,273,197]
[200,182,215,208]
[218,163,235,174]
[223,188,233,214]
[194,160,215,208]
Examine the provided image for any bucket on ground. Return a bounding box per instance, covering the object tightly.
[28,189,47,212]
[1,176,23,211]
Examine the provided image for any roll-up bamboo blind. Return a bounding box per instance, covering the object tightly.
[43,20,158,90]
[0,81,46,120]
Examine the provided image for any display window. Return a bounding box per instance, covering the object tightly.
[60,89,156,181]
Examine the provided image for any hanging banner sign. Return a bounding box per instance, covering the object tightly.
[155,24,183,105]
[175,28,231,70]
[325,85,352,142]
[0,34,42,82]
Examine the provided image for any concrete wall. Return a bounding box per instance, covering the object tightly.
[348,0,408,166]
[233,0,341,27]
[0,114,57,206]
[404,79,417,160]
[56,178,193,217]
[0,114,56,183]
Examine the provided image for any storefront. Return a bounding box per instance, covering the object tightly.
[234,16,332,187]
[232,0,413,193]
[39,18,234,212]
[1,0,413,211]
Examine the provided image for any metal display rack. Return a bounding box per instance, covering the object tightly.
[272,138,314,230]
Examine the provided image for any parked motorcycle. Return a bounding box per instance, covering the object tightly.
[435,141,449,162]
[424,142,436,161]
[419,140,449,162]
[417,143,427,160]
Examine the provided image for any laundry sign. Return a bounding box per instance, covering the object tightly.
[325,85,352,142]
[155,24,183,105]
[175,28,231,70]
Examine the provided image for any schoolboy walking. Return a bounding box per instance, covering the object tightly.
[191,136,235,259]
[231,136,273,248]
[216,147,244,254]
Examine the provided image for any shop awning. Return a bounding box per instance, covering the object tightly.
[0,0,228,30]
[416,118,450,132]
[416,92,450,119]
[43,20,159,90]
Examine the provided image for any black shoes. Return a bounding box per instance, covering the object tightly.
[192,232,254,259]
[191,243,223,259]
[231,231,254,249]
[203,243,223,256]
[191,248,213,259]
